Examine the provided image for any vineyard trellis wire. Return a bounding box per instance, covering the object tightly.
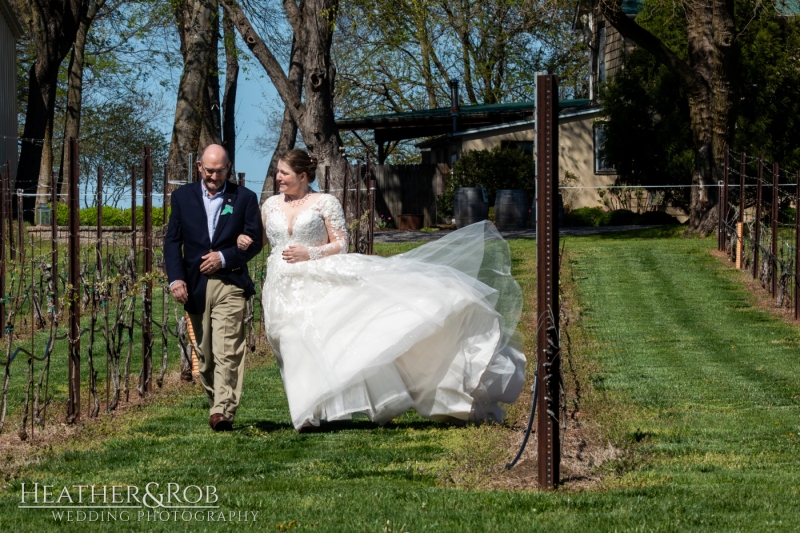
[0,138,377,440]
[718,144,800,318]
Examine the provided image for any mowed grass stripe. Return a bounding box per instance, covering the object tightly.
[1,231,800,531]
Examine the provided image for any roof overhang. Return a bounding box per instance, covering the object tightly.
[337,99,591,144]
[414,105,604,149]
[0,0,23,39]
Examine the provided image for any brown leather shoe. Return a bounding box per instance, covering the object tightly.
[209,414,232,431]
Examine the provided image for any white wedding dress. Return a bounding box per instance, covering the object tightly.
[261,193,526,430]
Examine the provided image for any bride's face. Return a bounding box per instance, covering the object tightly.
[276,160,309,197]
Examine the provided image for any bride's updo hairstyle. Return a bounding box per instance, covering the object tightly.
[280,149,318,183]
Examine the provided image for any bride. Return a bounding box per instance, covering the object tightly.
[238,149,526,431]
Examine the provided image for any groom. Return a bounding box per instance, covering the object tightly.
[165,144,263,431]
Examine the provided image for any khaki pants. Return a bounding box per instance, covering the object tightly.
[188,278,247,421]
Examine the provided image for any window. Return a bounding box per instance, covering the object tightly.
[594,124,615,174]
[597,25,607,84]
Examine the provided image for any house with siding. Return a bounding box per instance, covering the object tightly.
[0,0,21,182]
[337,85,617,218]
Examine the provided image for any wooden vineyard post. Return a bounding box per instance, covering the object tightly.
[142,147,153,394]
[67,137,81,423]
[736,223,744,269]
[536,73,561,490]
[754,155,763,279]
[772,162,779,299]
[186,313,199,375]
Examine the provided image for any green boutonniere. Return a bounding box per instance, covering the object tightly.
[221,205,234,215]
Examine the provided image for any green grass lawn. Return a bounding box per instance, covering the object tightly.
[1,228,800,531]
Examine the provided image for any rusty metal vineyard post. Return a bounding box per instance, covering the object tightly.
[796,170,800,321]
[67,137,81,422]
[356,162,362,247]
[16,191,23,266]
[721,147,729,252]
[754,156,763,279]
[0,171,5,340]
[771,162,779,298]
[369,177,376,255]
[738,152,746,269]
[50,171,58,316]
[536,73,561,490]
[6,162,13,262]
[142,147,153,394]
[163,164,169,226]
[237,172,245,187]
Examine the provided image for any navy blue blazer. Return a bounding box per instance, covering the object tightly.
[164,180,264,315]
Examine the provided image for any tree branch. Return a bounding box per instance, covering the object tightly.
[599,0,706,95]
[221,0,306,124]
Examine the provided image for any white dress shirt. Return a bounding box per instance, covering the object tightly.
[201,180,227,268]
[169,181,227,289]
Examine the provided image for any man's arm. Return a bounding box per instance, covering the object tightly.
[218,192,264,266]
[164,191,187,284]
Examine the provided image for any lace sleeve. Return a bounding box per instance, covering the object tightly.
[308,195,349,260]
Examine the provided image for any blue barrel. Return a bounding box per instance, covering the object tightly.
[454,187,489,228]
[494,189,529,230]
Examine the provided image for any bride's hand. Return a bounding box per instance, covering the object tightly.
[237,234,253,250]
[283,245,310,263]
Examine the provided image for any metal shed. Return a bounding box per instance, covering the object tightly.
[0,0,21,182]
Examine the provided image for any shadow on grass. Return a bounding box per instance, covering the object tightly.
[574,224,688,240]
[247,418,447,434]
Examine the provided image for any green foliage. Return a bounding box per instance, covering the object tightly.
[598,0,694,212]
[436,145,534,219]
[600,0,800,207]
[563,207,680,226]
[53,203,169,227]
[564,206,606,226]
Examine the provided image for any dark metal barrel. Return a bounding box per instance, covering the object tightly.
[454,187,488,228]
[494,189,529,230]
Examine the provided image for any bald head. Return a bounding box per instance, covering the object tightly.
[197,144,231,194]
[200,144,230,166]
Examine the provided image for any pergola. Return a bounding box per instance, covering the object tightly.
[336,99,590,163]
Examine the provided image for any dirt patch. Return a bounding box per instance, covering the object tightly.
[710,249,800,324]
[442,248,624,492]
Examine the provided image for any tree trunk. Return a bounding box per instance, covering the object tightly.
[58,0,106,200]
[15,0,85,219]
[199,3,222,150]
[221,12,239,168]
[222,0,348,192]
[262,37,303,203]
[167,0,219,192]
[599,0,738,235]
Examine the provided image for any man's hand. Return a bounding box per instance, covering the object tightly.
[170,280,189,304]
[282,245,310,263]
[200,251,223,275]
[237,234,253,250]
